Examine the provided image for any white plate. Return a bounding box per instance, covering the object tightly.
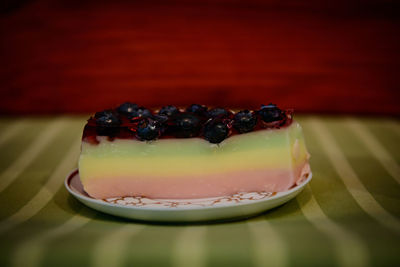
[65,169,312,222]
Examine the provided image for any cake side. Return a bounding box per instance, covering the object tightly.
[79,121,310,199]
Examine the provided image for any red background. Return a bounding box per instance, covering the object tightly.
[1,0,399,115]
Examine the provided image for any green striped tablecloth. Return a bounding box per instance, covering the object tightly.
[0,115,399,267]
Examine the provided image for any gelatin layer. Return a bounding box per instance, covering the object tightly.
[84,162,310,199]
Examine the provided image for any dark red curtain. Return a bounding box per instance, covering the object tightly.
[1,0,399,115]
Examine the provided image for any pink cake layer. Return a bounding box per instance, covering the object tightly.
[84,162,310,199]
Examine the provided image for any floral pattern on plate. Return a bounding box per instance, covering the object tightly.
[103,191,277,208]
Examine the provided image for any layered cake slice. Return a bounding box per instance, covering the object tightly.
[79,103,310,199]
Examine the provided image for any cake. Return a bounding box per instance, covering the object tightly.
[78,103,310,199]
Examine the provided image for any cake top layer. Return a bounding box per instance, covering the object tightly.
[83,103,293,144]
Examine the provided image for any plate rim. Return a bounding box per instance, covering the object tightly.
[65,169,312,212]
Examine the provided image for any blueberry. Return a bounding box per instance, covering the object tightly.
[94,110,121,136]
[117,102,138,116]
[203,120,229,144]
[159,105,179,117]
[207,108,229,118]
[259,104,284,122]
[261,103,277,109]
[136,118,161,141]
[152,114,169,123]
[186,104,208,116]
[95,110,121,127]
[233,110,257,133]
[129,107,152,118]
[172,113,201,138]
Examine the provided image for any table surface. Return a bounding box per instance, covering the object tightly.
[0,115,399,266]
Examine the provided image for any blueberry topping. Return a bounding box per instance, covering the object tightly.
[159,105,179,117]
[117,102,138,116]
[203,119,229,144]
[89,102,289,142]
[136,118,161,141]
[233,110,257,133]
[129,107,152,118]
[95,110,121,127]
[186,104,208,116]
[259,104,284,122]
[207,108,230,118]
[172,113,201,138]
